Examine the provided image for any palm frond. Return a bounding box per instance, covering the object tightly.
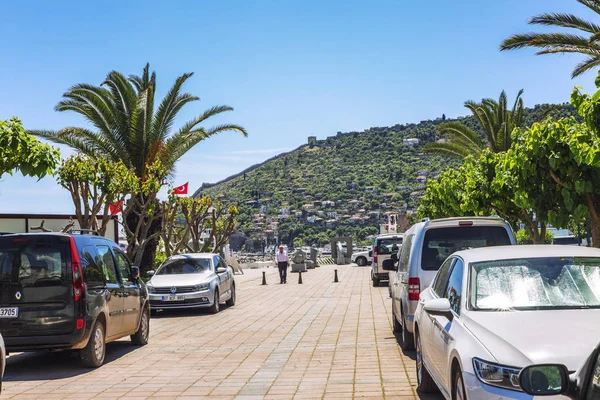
[572,55,600,77]
[424,142,477,158]
[436,121,484,150]
[151,72,196,143]
[500,32,592,51]
[529,13,600,33]
[578,0,600,16]
[29,129,100,155]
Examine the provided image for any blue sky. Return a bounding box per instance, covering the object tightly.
[0,0,597,213]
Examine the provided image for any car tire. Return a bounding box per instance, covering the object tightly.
[416,331,438,393]
[209,289,220,314]
[356,257,367,266]
[392,308,402,333]
[226,283,236,307]
[80,320,106,368]
[131,307,150,346]
[453,368,466,400]
[401,310,415,351]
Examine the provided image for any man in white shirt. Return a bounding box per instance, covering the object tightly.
[275,245,289,284]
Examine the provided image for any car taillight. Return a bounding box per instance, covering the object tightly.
[70,237,85,301]
[76,318,84,330]
[408,277,420,301]
[373,246,378,263]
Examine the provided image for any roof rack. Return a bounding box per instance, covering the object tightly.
[420,217,430,223]
[67,229,100,236]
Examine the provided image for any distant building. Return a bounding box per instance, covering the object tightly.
[416,175,427,183]
[308,136,317,145]
[403,138,420,147]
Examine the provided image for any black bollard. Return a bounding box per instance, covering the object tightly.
[334,269,339,283]
[298,271,303,284]
[262,271,267,285]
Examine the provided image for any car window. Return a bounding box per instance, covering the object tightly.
[157,258,211,275]
[585,350,600,400]
[444,259,464,315]
[0,240,67,287]
[213,256,220,270]
[433,258,455,297]
[398,235,413,273]
[377,237,403,255]
[421,226,511,271]
[219,257,228,270]
[97,245,118,285]
[81,245,104,286]
[113,249,132,284]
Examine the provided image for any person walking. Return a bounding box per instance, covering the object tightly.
[275,245,289,284]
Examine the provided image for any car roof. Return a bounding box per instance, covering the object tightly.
[376,233,404,239]
[404,216,510,235]
[167,253,218,259]
[453,245,600,263]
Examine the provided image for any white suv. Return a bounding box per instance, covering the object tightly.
[372,234,404,286]
[386,216,516,351]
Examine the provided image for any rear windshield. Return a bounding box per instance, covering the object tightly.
[421,226,511,271]
[0,241,67,287]
[157,258,211,275]
[377,238,403,255]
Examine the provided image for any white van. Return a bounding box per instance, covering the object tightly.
[371,233,404,286]
[386,217,516,350]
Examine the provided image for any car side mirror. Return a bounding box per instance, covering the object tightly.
[423,298,453,319]
[131,266,140,280]
[217,267,227,273]
[519,364,570,397]
[391,253,398,262]
[382,259,397,271]
[147,270,155,277]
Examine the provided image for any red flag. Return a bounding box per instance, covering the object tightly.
[173,182,189,195]
[108,201,122,215]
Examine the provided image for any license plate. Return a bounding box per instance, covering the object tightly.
[0,307,18,318]
[162,295,185,301]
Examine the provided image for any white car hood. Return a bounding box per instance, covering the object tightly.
[149,272,214,287]
[463,309,600,371]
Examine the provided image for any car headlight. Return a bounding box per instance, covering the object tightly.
[146,282,155,293]
[473,358,521,391]
[194,283,210,291]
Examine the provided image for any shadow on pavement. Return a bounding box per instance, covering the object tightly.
[4,341,138,381]
[150,305,232,319]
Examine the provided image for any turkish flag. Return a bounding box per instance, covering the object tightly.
[173,182,189,195]
[108,201,123,215]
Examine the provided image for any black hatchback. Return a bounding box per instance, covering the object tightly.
[0,232,150,367]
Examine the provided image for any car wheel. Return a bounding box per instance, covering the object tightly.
[80,320,106,368]
[401,311,415,351]
[209,289,220,314]
[226,283,236,307]
[453,368,466,400]
[416,331,438,393]
[356,257,367,266]
[131,307,150,346]
[392,305,402,333]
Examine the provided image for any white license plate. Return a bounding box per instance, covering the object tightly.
[162,295,185,301]
[0,307,18,318]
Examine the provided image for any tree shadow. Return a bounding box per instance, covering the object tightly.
[4,341,138,381]
[150,304,233,319]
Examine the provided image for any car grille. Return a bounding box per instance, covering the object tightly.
[150,298,209,306]
[153,286,197,294]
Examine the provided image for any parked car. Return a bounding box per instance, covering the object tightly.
[351,247,373,266]
[412,245,600,399]
[0,232,150,368]
[385,216,516,351]
[372,234,404,286]
[0,332,4,392]
[146,253,235,313]
[519,339,600,398]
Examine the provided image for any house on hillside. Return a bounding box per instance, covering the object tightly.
[416,175,427,184]
[322,200,335,208]
[326,219,337,228]
[365,186,375,194]
[403,138,420,146]
[327,211,337,219]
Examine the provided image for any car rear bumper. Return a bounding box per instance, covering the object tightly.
[3,316,92,352]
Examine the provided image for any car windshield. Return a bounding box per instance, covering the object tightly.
[421,226,511,271]
[471,257,600,310]
[377,238,403,255]
[0,241,67,287]
[157,258,211,275]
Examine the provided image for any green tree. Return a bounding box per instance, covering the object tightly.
[57,154,138,236]
[425,91,524,158]
[500,0,600,78]
[0,118,59,179]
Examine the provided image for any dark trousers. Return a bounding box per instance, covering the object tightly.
[277,262,288,283]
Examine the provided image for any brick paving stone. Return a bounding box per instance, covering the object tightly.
[1,264,441,399]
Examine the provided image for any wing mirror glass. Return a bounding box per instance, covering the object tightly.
[519,364,569,396]
[382,258,397,271]
[423,298,452,319]
[216,267,227,273]
[131,266,140,280]
[147,270,155,277]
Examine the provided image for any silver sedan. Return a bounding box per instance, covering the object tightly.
[146,253,235,313]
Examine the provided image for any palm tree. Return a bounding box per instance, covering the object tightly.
[425,90,524,158]
[500,0,600,78]
[31,63,247,178]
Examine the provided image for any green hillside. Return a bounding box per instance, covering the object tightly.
[195,103,578,249]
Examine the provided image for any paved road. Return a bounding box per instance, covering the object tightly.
[2,264,443,399]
